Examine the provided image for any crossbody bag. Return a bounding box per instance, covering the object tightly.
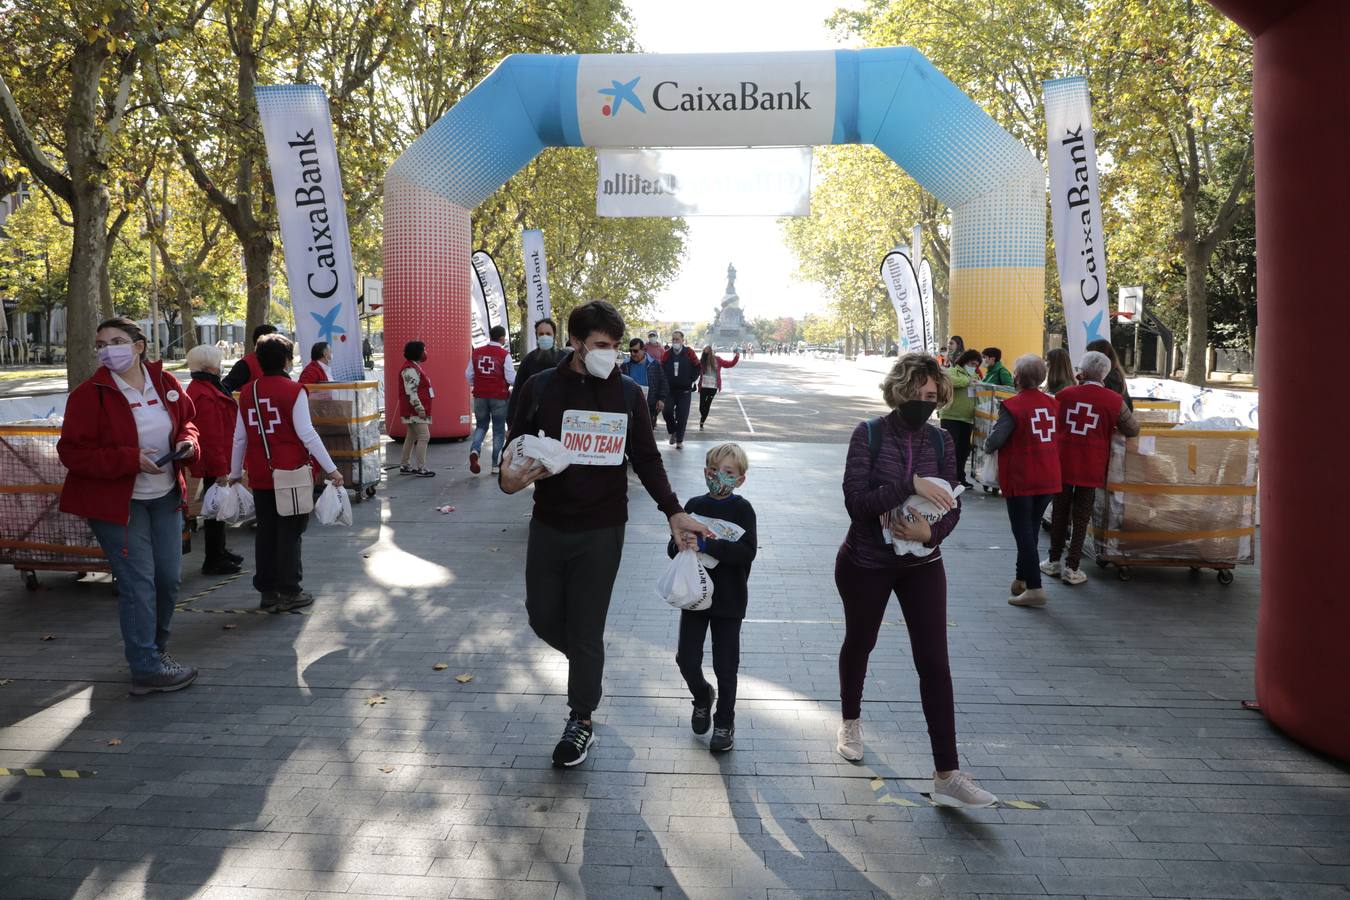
[252,386,314,517]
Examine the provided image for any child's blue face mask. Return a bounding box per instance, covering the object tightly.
[705,470,738,496]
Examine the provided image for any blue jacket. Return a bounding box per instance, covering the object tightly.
[621,356,669,410]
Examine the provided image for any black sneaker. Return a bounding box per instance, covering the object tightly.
[130,659,198,696]
[709,725,734,753]
[201,560,242,576]
[223,550,244,565]
[552,715,595,767]
[691,686,714,736]
[258,592,281,612]
[274,591,314,612]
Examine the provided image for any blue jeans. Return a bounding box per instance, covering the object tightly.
[1004,493,1055,589]
[472,397,509,466]
[88,489,183,677]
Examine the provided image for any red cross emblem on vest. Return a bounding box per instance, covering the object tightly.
[1066,401,1101,436]
[1030,406,1056,443]
[477,354,499,375]
[247,397,281,434]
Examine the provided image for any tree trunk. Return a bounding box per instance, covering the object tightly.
[178,286,198,354]
[243,231,273,337]
[1182,243,1209,386]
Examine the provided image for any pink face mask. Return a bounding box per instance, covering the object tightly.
[98,344,137,374]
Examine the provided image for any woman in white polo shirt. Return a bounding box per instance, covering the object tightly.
[58,317,201,695]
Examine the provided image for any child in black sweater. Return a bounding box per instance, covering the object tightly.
[667,443,757,752]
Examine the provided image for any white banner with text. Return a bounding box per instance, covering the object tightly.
[521,229,552,352]
[596,147,812,217]
[880,247,928,355]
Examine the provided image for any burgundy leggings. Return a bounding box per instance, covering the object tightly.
[835,551,958,772]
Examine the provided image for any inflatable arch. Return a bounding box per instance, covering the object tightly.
[383,48,1044,437]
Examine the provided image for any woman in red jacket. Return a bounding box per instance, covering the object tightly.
[696,346,739,430]
[983,354,1061,608]
[58,317,201,695]
[186,343,243,576]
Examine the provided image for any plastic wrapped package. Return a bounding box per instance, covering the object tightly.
[969,384,1015,490]
[1131,398,1180,427]
[0,424,105,569]
[1090,428,1258,566]
[307,381,382,492]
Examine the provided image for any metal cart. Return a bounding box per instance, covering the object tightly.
[306,381,383,503]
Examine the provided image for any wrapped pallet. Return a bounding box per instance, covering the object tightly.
[0,423,106,585]
[1091,426,1258,579]
[1131,398,1181,427]
[970,384,1015,490]
[306,381,382,498]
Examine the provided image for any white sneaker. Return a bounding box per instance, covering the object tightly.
[1039,558,1062,577]
[932,770,998,808]
[836,719,863,761]
[1061,567,1087,585]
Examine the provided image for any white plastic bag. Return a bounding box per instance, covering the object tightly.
[231,483,255,520]
[503,432,571,477]
[978,450,999,488]
[884,477,965,557]
[658,549,714,611]
[201,484,223,520]
[314,482,352,527]
[215,483,241,523]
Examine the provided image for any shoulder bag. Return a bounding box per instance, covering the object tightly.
[252,385,314,517]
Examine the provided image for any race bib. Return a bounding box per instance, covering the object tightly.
[701,373,717,389]
[639,384,650,398]
[560,409,628,465]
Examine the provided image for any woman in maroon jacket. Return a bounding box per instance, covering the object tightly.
[58,317,201,695]
[833,353,997,809]
[186,343,243,576]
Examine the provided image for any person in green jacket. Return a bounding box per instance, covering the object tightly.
[940,349,983,487]
[980,347,1014,387]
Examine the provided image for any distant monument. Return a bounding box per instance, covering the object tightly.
[708,263,754,350]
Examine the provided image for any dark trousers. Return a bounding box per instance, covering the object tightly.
[253,489,309,597]
[524,519,625,718]
[676,611,741,727]
[941,419,973,483]
[698,388,718,424]
[1049,485,1097,570]
[668,389,693,442]
[835,551,958,772]
[1004,493,1055,588]
[202,519,231,566]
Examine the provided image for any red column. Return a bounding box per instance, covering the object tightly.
[1210,0,1350,760]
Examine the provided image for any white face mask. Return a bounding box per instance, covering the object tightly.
[965,365,977,374]
[583,346,617,378]
[671,342,684,353]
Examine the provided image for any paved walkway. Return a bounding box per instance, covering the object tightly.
[0,428,1346,900]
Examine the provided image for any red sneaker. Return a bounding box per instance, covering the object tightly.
[469,451,481,474]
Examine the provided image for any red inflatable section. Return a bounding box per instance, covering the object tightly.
[382,186,473,439]
[1211,0,1350,760]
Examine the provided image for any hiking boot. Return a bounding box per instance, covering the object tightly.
[691,685,715,736]
[202,559,242,576]
[1039,558,1062,577]
[1009,588,1048,608]
[932,770,998,808]
[552,715,595,768]
[1061,567,1088,585]
[274,591,314,612]
[1010,579,1027,597]
[468,451,481,474]
[709,725,734,752]
[130,659,198,696]
[258,591,281,612]
[836,718,864,761]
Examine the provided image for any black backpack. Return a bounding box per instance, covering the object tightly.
[865,416,947,470]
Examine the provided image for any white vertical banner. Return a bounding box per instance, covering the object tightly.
[1044,76,1111,362]
[255,85,363,381]
[909,224,921,263]
[468,270,489,348]
[917,258,936,356]
[521,229,552,352]
[471,250,509,333]
[880,248,927,355]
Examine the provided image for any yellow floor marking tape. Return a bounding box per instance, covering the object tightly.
[0,767,96,778]
[176,573,245,609]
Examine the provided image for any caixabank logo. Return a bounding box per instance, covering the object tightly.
[578,51,837,147]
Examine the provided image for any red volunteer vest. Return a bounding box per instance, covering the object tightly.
[242,352,263,385]
[471,344,510,400]
[1055,383,1123,488]
[398,360,434,418]
[997,389,1062,497]
[240,376,309,489]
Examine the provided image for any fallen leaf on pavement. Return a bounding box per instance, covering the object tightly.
[454,674,473,684]
[366,694,386,706]
[437,505,455,514]
[0,679,12,687]
[432,663,448,671]
[223,623,238,630]
[378,765,395,774]
[107,738,123,746]
[40,635,55,641]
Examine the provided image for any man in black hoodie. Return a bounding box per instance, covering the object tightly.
[502,301,711,767]
[660,329,701,449]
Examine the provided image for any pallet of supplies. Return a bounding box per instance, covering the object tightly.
[1090,420,1258,584]
[306,381,382,500]
[0,422,107,587]
[1131,398,1181,427]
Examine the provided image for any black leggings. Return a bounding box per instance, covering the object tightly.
[698,388,718,424]
[941,419,973,483]
[835,551,957,772]
[676,611,741,728]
